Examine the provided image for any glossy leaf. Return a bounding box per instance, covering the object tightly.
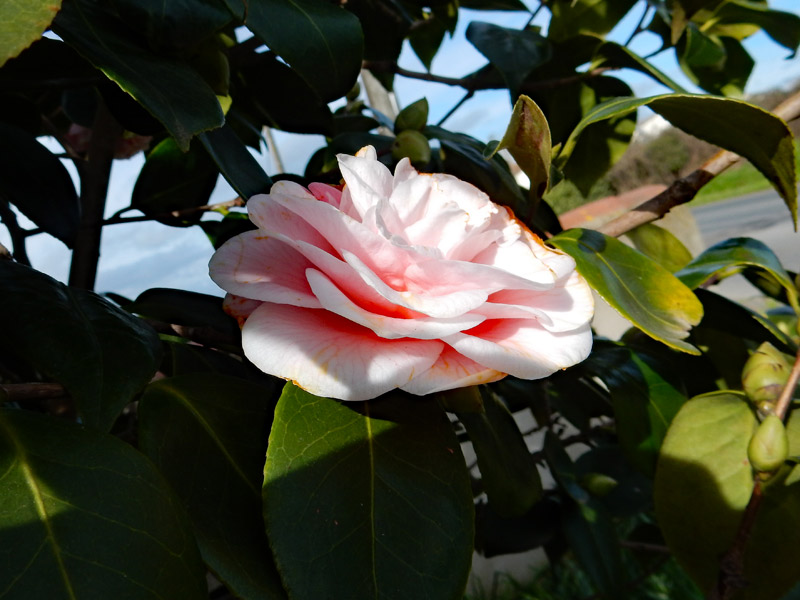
[583,343,687,475]
[0,0,61,66]
[0,408,206,599]
[548,0,638,42]
[223,0,362,102]
[132,137,219,227]
[264,384,474,600]
[465,22,551,96]
[52,0,224,150]
[0,261,161,431]
[625,223,693,272]
[678,30,754,96]
[677,237,800,315]
[0,123,79,247]
[457,387,543,516]
[550,228,703,354]
[139,375,285,600]
[557,94,797,222]
[655,392,800,598]
[544,431,591,505]
[199,123,272,199]
[491,95,551,201]
[594,42,688,93]
[408,4,456,70]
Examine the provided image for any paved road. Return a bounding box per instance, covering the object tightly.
[690,188,799,271]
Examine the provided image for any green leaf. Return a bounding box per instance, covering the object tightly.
[457,387,543,516]
[465,22,551,96]
[458,0,527,11]
[625,223,693,272]
[557,94,797,223]
[52,0,224,150]
[408,3,457,70]
[583,342,687,475]
[713,0,800,55]
[550,228,703,354]
[548,0,638,42]
[132,137,219,227]
[0,0,61,66]
[544,430,591,505]
[678,30,754,96]
[0,261,161,431]
[264,384,474,600]
[593,42,689,93]
[199,123,272,199]
[0,408,206,598]
[139,375,286,600]
[491,95,551,201]
[0,123,79,247]
[223,0,363,102]
[677,237,800,315]
[655,392,800,598]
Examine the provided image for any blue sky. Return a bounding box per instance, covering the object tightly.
[4,0,800,300]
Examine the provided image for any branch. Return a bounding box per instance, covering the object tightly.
[598,89,800,238]
[0,382,67,402]
[362,60,613,94]
[101,198,244,227]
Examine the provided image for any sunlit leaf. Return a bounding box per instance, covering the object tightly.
[0,0,61,66]
[594,42,688,93]
[264,384,474,600]
[713,0,800,55]
[550,228,703,353]
[0,408,206,599]
[0,261,161,431]
[548,0,638,42]
[625,223,693,272]
[139,375,286,600]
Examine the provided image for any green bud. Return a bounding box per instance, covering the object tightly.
[346,82,361,102]
[742,342,792,407]
[748,414,789,473]
[394,98,429,133]
[580,472,618,497]
[392,130,431,165]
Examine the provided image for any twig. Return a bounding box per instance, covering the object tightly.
[598,89,800,238]
[624,1,652,47]
[0,383,67,402]
[437,90,474,126]
[775,348,800,427]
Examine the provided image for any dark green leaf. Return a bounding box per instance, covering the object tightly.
[0,261,161,431]
[264,384,474,600]
[199,123,272,199]
[332,114,380,135]
[594,42,689,93]
[132,137,219,226]
[548,0,638,42]
[139,375,286,600]
[625,222,693,272]
[52,0,224,150]
[655,392,800,598]
[677,237,800,315]
[125,287,240,339]
[0,408,206,598]
[200,211,257,249]
[0,37,97,93]
[678,30,754,96]
[458,0,527,11]
[550,228,703,354]
[574,446,652,517]
[543,430,591,505]
[408,5,455,70]
[713,0,800,55]
[0,0,61,66]
[457,387,543,516]
[557,94,797,222]
[491,95,551,201]
[0,123,79,247]
[465,22,551,96]
[224,0,362,101]
[344,0,407,89]
[475,496,561,557]
[583,342,687,475]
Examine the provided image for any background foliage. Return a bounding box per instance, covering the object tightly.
[1,0,800,598]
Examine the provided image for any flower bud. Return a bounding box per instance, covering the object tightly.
[394,98,429,133]
[748,414,789,473]
[580,472,618,497]
[392,130,431,165]
[741,342,792,408]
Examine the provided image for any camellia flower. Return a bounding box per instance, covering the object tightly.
[209,147,594,401]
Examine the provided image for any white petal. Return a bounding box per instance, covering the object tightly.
[401,346,505,395]
[241,303,443,401]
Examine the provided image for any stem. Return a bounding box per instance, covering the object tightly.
[624,1,651,47]
[68,99,122,290]
[775,348,800,422]
[523,2,543,28]
[0,198,31,265]
[0,383,67,402]
[436,90,474,126]
[597,89,800,238]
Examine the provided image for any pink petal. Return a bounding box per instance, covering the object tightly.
[246,190,334,252]
[308,182,342,208]
[306,268,485,340]
[444,319,593,379]
[241,303,444,401]
[401,346,505,395]
[208,231,321,308]
[337,149,394,221]
[222,294,262,327]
